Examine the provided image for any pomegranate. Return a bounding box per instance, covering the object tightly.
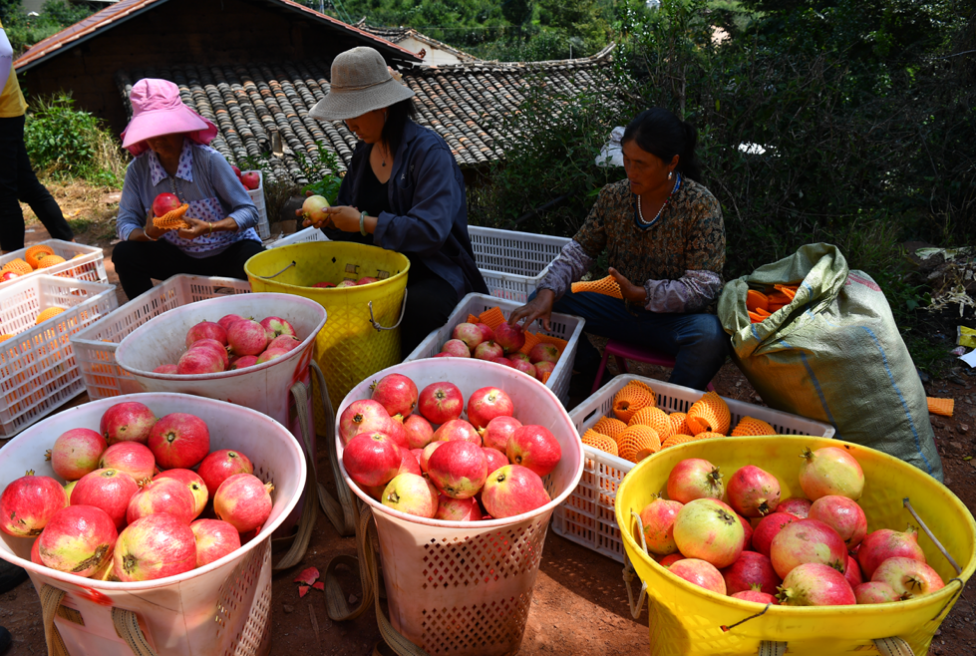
[732,588,779,604]
[854,581,901,604]
[381,473,439,518]
[510,352,531,364]
[752,512,798,557]
[185,321,227,347]
[63,480,77,503]
[99,441,155,484]
[420,442,443,473]
[798,446,864,501]
[433,419,482,445]
[857,527,926,579]
[39,505,118,577]
[226,319,270,356]
[267,334,301,353]
[71,468,140,529]
[776,497,811,518]
[667,559,727,595]
[440,339,471,357]
[872,557,944,598]
[418,382,464,424]
[506,425,561,477]
[126,478,196,526]
[528,343,560,364]
[637,497,683,556]
[0,471,68,537]
[394,447,422,477]
[302,194,329,224]
[737,513,754,551]
[147,413,211,470]
[190,519,242,567]
[230,355,259,370]
[665,458,724,504]
[776,562,855,606]
[491,356,514,367]
[482,447,509,475]
[494,322,526,354]
[769,518,848,579]
[427,440,488,499]
[217,314,247,332]
[475,323,494,343]
[534,361,555,381]
[403,414,434,449]
[113,513,196,581]
[338,399,390,446]
[241,172,260,190]
[255,347,288,365]
[258,316,296,340]
[726,465,781,517]
[721,551,782,595]
[467,386,514,430]
[189,339,230,369]
[473,341,504,361]
[844,554,863,588]
[451,323,485,350]
[153,364,178,374]
[197,449,254,494]
[342,431,402,487]
[434,495,482,521]
[153,469,208,518]
[673,498,744,568]
[46,428,106,480]
[177,347,225,374]
[100,401,158,444]
[479,415,523,452]
[480,465,550,518]
[808,495,868,548]
[213,473,274,533]
[371,373,419,418]
[152,192,181,217]
[658,554,685,567]
[512,360,537,378]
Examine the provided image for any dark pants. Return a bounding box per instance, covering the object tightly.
[401,272,458,356]
[550,289,730,391]
[112,238,266,300]
[0,115,74,251]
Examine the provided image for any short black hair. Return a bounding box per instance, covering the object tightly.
[622,108,703,183]
[382,99,418,155]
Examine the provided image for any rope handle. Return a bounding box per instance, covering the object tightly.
[752,636,915,654]
[41,583,159,656]
[311,360,357,537]
[622,509,649,619]
[368,289,408,332]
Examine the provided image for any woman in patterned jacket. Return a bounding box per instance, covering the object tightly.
[508,108,729,391]
[112,78,264,300]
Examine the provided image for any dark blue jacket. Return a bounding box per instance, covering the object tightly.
[325,120,487,301]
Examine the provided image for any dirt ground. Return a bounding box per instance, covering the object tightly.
[1,189,974,655]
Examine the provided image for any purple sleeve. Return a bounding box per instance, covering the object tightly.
[537,240,594,300]
[643,270,724,313]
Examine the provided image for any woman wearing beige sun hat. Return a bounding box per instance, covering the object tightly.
[304,46,488,354]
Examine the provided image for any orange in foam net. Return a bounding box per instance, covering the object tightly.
[25,245,55,268]
[613,382,656,423]
[581,429,619,457]
[2,258,32,276]
[685,391,731,435]
[628,406,674,442]
[662,433,708,448]
[37,255,66,268]
[593,416,628,440]
[616,425,661,462]
[35,307,66,325]
[731,416,776,437]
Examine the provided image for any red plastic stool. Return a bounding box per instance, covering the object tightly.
[593,339,716,394]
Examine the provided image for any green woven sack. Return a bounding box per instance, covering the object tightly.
[718,243,943,481]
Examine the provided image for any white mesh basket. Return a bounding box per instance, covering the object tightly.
[0,239,107,291]
[268,226,329,249]
[468,226,571,303]
[336,358,584,656]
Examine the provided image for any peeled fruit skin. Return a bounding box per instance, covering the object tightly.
[667,559,727,595]
[71,468,140,530]
[39,505,118,577]
[752,512,798,557]
[190,519,242,567]
[427,440,488,499]
[673,498,745,569]
[721,551,782,595]
[872,557,945,598]
[769,518,848,579]
[466,387,515,430]
[433,419,482,446]
[343,432,402,488]
[126,478,197,526]
[777,562,855,606]
[480,415,523,453]
[197,449,254,495]
[154,469,208,518]
[113,513,196,582]
[777,497,812,518]
[798,446,864,501]
[371,373,419,418]
[666,459,724,504]
[0,472,68,537]
[403,414,434,449]
[47,428,107,480]
[808,495,868,548]
[148,413,211,470]
[506,425,561,477]
[214,473,274,533]
[726,465,781,518]
[339,399,391,446]
[481,465,551,519]
[100,401,158,445]
[855,581,902,604]
[381,473,438,518]
[418,382,464,424]
[638,498,683,556]
[434,495,482,521]
[857,527,926,579]
[99,441,155,484]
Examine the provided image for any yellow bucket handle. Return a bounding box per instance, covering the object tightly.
[368,289,408,332]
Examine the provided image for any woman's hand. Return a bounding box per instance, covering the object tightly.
[177,217,213,241]
[508,289,556,332]
[609,267,648,305]
[321,205,363,233]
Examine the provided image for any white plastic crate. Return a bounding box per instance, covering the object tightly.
[468,226,571,303]
[268,225,329,249]
[242,170,269,239]
[551,374,837,563]
[0,275,118,437]
[0,239,107,290]
[403,292,585,405]
[70,275,252,400]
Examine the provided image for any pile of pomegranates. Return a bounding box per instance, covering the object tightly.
[0,401,273,582]
[640,446,945,606]
[152,315,302,375]
[340,372,562,521]
[431,320,561,383]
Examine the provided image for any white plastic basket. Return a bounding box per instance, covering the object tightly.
[242,170,269,240]
[70,275,252,400]
[403,292,585,405]
[551,374,838,563]
[0,239,107,290]
[0,275,118,438]
[468,226,571,303]
[0,392,306,656]
[336,358,584,656]
[268,226,329,249]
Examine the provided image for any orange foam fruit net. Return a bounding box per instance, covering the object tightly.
[571,275,623,299]
[668,411,690,436]
[616,425,661,462]
[37,255,66,268]
[927,397,954,417]
[593,416,628,440]
[628,406,674,442]
[25,245,55,269]
[612,381,656,423]
[152,204,191,230]
[730,416,776,437]
[581,429,619,457]
[35,307,66,325]
[685,391,731,435]
[1,258,33,276]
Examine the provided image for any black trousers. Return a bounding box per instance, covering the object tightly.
[112,238,266,300]
[0,115,74,251]
[401,272,459,356]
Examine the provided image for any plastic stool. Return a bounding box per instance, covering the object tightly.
[593,339,716,394]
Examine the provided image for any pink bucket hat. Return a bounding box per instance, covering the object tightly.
[121,78,218,156]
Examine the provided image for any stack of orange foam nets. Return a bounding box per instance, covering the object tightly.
[746,284,799,323]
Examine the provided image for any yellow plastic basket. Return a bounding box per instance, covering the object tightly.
[615,435,975,656]
[245,241,410,431]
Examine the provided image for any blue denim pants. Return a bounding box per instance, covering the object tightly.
[548,290,730,391]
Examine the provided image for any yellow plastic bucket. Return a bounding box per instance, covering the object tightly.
[615,435,976,656]
[245,241,410,431]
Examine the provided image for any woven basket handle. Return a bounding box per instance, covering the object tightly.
[758,638,913,655]
[40,583,158,656]
[622,509,650,619]
[310,360,358,537]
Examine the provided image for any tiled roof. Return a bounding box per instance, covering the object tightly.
[14,0,420,71]
[115,45,616,186]
[354,19,479,62]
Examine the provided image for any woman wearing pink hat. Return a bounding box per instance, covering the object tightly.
[112,78,264,300]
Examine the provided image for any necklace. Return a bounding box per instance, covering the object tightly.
[637,172,681,227]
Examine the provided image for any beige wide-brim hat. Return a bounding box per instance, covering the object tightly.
[309,47,415,121]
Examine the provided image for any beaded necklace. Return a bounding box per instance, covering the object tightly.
[636,172,682,228]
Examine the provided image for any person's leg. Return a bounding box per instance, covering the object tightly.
[198,239,266,281]
[549,289,644,373]
[13,116,73,242]
[401,275,458,356]
[111,239,199,300]
[0,116,26,252]
[635,312,730,390]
